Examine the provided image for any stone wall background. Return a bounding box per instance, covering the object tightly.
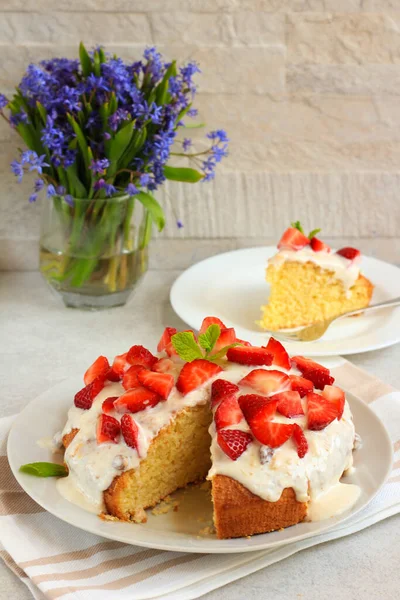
[0,1,399,269]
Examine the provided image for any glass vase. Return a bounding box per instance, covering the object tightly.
[39,194,150,309]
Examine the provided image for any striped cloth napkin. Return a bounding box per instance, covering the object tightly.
[1,358,400,600]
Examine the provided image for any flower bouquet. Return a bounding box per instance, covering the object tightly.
[0,44,228,308]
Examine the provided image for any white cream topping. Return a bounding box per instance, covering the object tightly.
[59,359,357,521]
[268,247,361,293]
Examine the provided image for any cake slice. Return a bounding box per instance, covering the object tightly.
[59,319,358,539]
[258,222,373,331]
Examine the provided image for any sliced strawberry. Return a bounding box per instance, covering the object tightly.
[252,421,294,448]
[112,352,129,377]
[121,414,140,454]
[277,227,310,251]
[106,368,121,382]
[292,423,308,458]
[307,392,339,431]
[176,359,222,395]
[157,327,178,356]
[84,356,110,385]
[235,338,252,347]
[322,385,345,419]
[302,368,334,390]
[138,369,174,400]
[217,429,253,461]
[240,369,290,395]
[238,393,278,424]
[273,391,304,418]
[199,316,226,335]
[310,237,331,253]
[122,365,146,390]
[215,396,243,430]
[213,327,236,352]
[97,414,120,444]
[211,379,239,407]
[114,387,161,413]
[152,358,175,373]
[102,396,118,414]
[126,345,157,369]
[336,247,361,262]
[289,375,314,397]
[292,356,329,375]
[264,337,291,370]
[74,376,105,410]
[226,346,273,366]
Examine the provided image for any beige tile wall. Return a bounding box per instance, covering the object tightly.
[0,1,399,267]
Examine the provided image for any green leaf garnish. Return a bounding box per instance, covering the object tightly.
[308,228,321,239]
[19,462,68,478]
[163,166,204,183]
[207,343,241,361]
[198,324,220,353]
[291,221,304,234]
[171,331,204,362]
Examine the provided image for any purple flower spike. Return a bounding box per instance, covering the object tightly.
[126,182,139,197]
[182,138,192,152]
[11,160,23,183]
[177,220,184,229]
[47,184,56,198]
[0,94,8,109]
[29,193,38,203]
[90,158,110,175]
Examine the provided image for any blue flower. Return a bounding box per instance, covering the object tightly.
[64,149,76,168]
[211,143,228,163]
[104,132,111,141]
[150,103,163,125]
[139,173,151,186]
[29,154,50,174]
[143,47,163,82]
[126,183,139,197]
[34,178,44,192]
[47,184,56,197]
[11,160,24,183]
[10,110,29,127]
[94,178,106,191]
[90,158,110,175]
[108,108,130,132]
[187,108,198,118]
[105,183,117,197]
[64,194,74,206]
[0,94,8,109]
[56,185,66,195]
[29,193,37,203]
[41,116,65,152]
[207,129,229,143]
[177,220,184,229]
[182,138,192,152]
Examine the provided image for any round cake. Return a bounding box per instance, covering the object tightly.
[59,317,360,539]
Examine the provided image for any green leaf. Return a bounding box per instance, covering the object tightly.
[139,211,153,250]
[93,50,101,77]
[164,166,204,183]
[136,191,165,232]
[16,123,38,152]
[36,101,47,125]
[66,164,87,198]
[177,104,192,124]
[79,42,92,77]
[208,343,241,361]
[308,228,321,239]
[171,332,204,362]
[119,126,147,170]
[107,121,134,167]
[109,92,117,115]
[291,221,305,235]
[182,122,206,129]
[67,114,90,171]
[198,324,221,353]
[98,47,107,64]
[20,462,68,478]
[155,60,177,106]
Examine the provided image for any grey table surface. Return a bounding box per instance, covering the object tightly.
[1,270,400,600]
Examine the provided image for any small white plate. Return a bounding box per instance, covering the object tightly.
[170,247,400,356]
[8,378,392,554]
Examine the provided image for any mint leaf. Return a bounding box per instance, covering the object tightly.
[308,228,321,239]
[20,462,68,478]
[171,331,204,362]
[199,324,221,353]
[208,343,241,361]
[291,221,304,235]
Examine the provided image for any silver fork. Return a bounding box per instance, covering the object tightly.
[268,297,400,343]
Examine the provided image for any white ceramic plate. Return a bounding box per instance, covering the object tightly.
[170,247,400,356]
[8,378,392,554]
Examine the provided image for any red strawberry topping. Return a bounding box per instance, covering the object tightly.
[273,390,304,418]
[199,316,226,335]
[157,327,178,356]
[138,369,174,400]
[310,237,331,253]
[240,369,290,395]
[126,345,157,369]
[289,375,314,397]
[252,421,294,448]
[322,385,345,419]
[292,423,308,458]
[152,358,175,373]
[226,346,273,366]
[122,365,145,390]
[84,356,110,385]
[114,387,161,413]
[176,359,222,395]
[112,352,129,377]
[239,393,278,424]
[292,356,329,375]
[217,429,253,461]
[235,338,252,347]
[106,369,121,382]
[121,414,140,454]
[277,227,310,251]
[74,376,105,410]
[96,414,120,444]
[214,396,243,430]
[302,368,334,390]
[264,337,291,370]
[307,392,339,430]
[211,379,239,407]
[102,396,118,414]
[213,327,236,352]
[336,247,361,262]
